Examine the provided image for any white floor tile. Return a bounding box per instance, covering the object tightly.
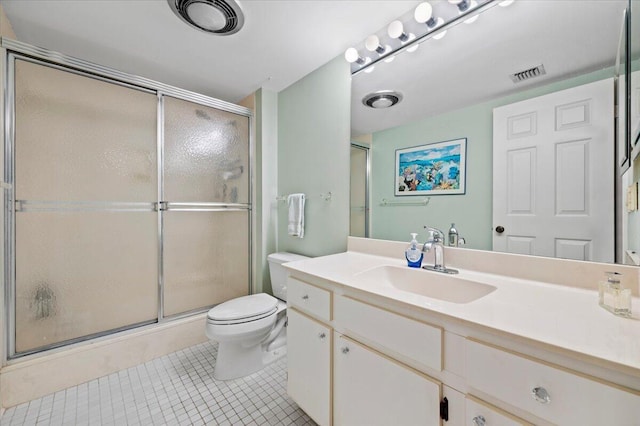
[0,342,315,426]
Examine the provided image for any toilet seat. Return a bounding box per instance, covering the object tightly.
[207,293,278,325]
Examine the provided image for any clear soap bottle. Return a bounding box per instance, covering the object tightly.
[405,233,423,268]
[598,272,631,318]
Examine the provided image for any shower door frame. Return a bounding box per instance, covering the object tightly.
[2,39,254,359]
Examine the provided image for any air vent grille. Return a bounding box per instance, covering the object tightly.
[362,91,403,109]
[169,0,244,35]
[510,64,546,83]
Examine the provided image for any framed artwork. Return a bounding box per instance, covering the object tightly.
[395,138,467,196]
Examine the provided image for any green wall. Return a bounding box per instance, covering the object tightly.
[277,57,351,257]
[371,67,615,249]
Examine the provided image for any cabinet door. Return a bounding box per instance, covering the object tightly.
[334,333,441,426]
[287,308,331,426]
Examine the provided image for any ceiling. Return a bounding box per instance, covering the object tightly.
[0,0,418,103]
[1,0,629,136]
[351,0,628,136]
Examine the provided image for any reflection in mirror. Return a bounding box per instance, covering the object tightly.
[350,0,633,265]
[623,0,640,265]
[350,142,370,238]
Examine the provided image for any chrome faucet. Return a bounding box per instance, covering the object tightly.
[422,226,459,274]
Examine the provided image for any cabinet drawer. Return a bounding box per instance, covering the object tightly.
[287,277,331,321]
[466,395,530,426]
[334,295,442,371]
[466,339,640,425]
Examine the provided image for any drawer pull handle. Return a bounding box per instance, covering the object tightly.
[341,346,350,354]
[472,415,486,426]
[302,295,309,300]
[532,386,551,404]
[318,332,326,339]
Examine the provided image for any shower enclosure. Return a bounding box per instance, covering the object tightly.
[3,40,252,358]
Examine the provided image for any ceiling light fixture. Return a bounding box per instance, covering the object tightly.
[346,0,502,75]
[388,21,419,53]
[362,91,403,109]
[365,35,389,55]
[415,2,447,40]
[345,47,368,65]
[168,0,244,35]
[448,0,471,12]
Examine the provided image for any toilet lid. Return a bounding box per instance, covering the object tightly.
[207,293,278,322]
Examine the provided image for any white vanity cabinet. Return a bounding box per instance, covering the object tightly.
[286,278,333,426]
[333,333,442,426]
[285,266,640,426]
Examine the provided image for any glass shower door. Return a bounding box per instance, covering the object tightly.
[350,144,370,238]
[162,96,250,317]
[12,58,159,354]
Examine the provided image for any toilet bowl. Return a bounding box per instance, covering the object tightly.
[206,252,309,380]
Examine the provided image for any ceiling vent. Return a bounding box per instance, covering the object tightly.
[362,91,403,109]
[510,64,546,83]
[168,0,245,35]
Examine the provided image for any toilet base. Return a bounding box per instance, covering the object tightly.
[213,333,287,381]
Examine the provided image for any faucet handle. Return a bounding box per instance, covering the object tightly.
[423,226,444,242]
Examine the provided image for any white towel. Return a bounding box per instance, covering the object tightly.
[287,193,305,238]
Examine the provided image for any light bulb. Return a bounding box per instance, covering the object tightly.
[414,2,433,24]
[364,65,375,74]
[407,43,419,53]
[365,35,379,52]
[344,47,359,63]
[384,55,395,63]
[499,0,514,6]
[387,20,405,40]
[365,35,386,55]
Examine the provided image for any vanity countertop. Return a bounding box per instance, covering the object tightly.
[284,251,640,376]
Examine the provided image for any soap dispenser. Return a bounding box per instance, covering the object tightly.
[448,223,459,247]
[598,272,631,317]
[405,233,424,268]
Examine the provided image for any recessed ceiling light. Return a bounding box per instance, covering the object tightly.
[362,91,403,109]
[168,0,245,35]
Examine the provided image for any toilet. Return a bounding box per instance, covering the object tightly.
[206,252,309,380]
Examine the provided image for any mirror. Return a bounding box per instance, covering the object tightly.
[623,0,640,264]
[350,0,634,265]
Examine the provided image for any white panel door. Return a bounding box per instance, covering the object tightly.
[493,79,614,262]
[287,309,331,426]
[333,333,441,426]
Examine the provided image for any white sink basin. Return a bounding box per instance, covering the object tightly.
[353,265,496,304]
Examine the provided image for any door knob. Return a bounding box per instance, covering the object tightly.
[495,225,505,234]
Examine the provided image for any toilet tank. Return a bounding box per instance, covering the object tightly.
[267,252,310,301]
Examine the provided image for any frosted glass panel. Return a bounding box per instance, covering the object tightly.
[15,211,158,353]
[164,97,250,203]
[14,59,157,202]
[163,211,249,316]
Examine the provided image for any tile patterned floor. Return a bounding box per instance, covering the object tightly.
[0,342,315,426]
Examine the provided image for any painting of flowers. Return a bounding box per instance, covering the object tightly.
[395,138,466,196]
